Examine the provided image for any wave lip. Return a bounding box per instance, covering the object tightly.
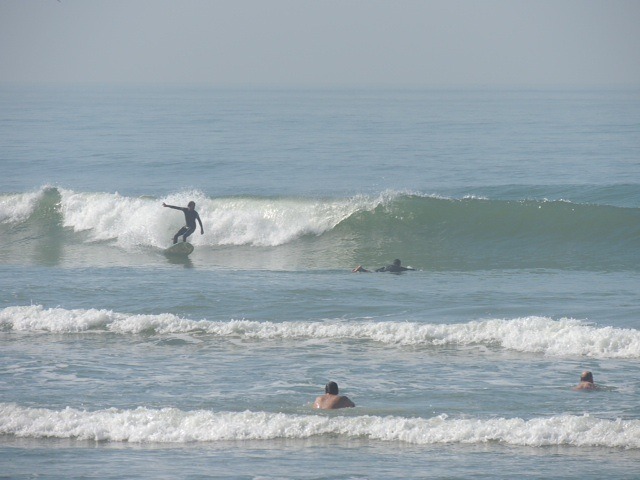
[1,403,638,449]
[3,306,640,359]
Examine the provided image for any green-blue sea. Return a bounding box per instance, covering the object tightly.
[1,86,640,479]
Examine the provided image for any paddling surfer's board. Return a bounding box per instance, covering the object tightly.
[164,242,194,256]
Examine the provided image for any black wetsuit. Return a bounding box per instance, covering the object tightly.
[183,209,200,229]
[168,206,202,243]
[375,264,414,272]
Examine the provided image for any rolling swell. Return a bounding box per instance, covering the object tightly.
[333,195,640,270]
[1,187,638,271]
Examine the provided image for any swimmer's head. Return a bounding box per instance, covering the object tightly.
[393,259,401,266]
[580,371,594,383]
[188,201,196,209]
[325,381,339,395]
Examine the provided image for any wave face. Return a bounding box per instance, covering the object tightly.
[1,187,638,270]
[1,403,638,448]
[3,306,639,359]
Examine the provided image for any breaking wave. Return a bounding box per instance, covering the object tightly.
[2,305,639,359]
[1,403,638,448]
[1,186,638,270]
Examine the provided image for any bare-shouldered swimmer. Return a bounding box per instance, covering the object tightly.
[313,381,355,409]
[574,370,598,391]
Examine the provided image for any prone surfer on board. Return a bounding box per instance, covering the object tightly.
[352,259,415,273]
[163,201,204,244]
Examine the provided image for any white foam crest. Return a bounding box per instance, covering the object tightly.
[55,189,385,248]
[108,312,211,335]
[0,305,115,332]
[58,189,173,248]
[1,403,638,448]
[475,317,640,358]
[96,315,640,359]
[3,307,640,359]
[203,195,379,247]
[0,189,44,224]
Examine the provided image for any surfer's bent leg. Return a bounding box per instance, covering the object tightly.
[174,226,189,244]
[182,226,196,242]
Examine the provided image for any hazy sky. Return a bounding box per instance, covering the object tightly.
[1,0,639,87]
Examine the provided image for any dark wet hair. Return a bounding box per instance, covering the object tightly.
[188,201,195,207]
[580,371,594,383]
[393,259,401,266]
[325,381,339,395]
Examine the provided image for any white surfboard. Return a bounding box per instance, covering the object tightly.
[163,242,194,257]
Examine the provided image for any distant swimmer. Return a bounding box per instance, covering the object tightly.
[313,381,355,410]
[573,370,598,391]
[352,259,415,273]
[163,201,204,244]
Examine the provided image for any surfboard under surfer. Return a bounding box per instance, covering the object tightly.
[163,201,204,244]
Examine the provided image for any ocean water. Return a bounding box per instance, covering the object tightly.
[1,86,639,479]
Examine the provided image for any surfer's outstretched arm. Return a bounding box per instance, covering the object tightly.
[162,203,182,211]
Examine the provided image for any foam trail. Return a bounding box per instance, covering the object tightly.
[2,306,640,359]
[1,403,638,448]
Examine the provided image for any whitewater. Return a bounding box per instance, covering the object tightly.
[3,306,640,359]
[2,403,639,449]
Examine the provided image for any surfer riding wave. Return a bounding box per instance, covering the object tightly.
[163,201,204,244]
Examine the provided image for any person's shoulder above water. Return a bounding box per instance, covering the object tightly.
[313,381,355,409]
[573,370,598,391]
